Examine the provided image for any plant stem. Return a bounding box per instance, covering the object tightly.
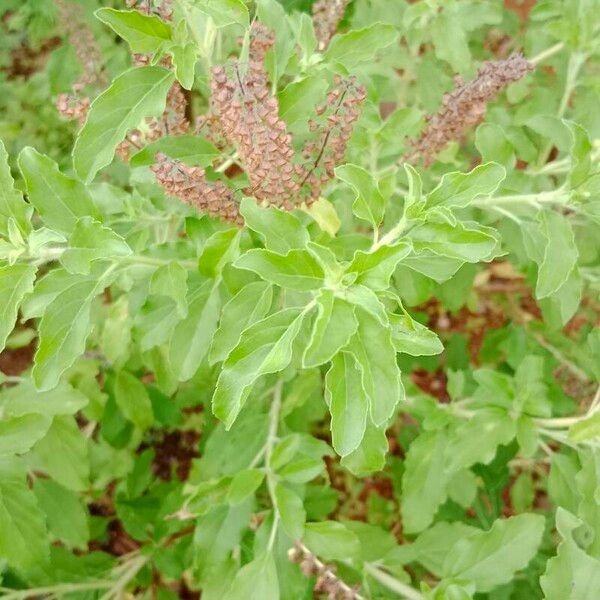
[265,379,284,552]
[363,563,425,600]
[529,42,565,66]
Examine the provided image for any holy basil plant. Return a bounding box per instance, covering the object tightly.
[0,0,599,599]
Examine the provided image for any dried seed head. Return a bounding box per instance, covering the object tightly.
[151,154,242,225]
[403,52,534,166]
[312,0,350,51]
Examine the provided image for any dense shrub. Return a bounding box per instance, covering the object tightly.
[0,1,599,598]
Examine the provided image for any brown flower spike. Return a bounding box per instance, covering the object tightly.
[312,0,351,51]
[403,52,534,166]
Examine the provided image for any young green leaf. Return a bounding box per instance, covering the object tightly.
[340,419,388,476]
[130,135,219,167]
[33,268,115,391]
[73,66,175,182]
[227,469,265,506]
[324,24,398,69]
[303,290,357,368]
[195,0,249,27]
[347,243,411,290]
[18,147,100,233]
[540,508,600,600]
[443,513,545,592]
[33,478,89,549]
[61,217,132,275]
[210,281,273,364]
[0,458,49,569]
[325,352,368,456]
[0,413,52,456]
[336,164,386,229]
[169,280,221,381]
[234,248,325,291]
[224,553,278,600]
[389,313,444,356]
[425,162,506,209]
[0,139,31,236]
[304,521,361,561]
[213,308,307,428]
[536,210,578,299]
[240,198,309,254]
[348,310,403,425]
[0,264,36,352]
[150,261,189,317]
[401,431,450,534]
[114,370,154,430]
[95,8,172,54]
[28,416,89,491]
[274,483,305,539]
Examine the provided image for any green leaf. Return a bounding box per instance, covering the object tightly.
[401,431,450,534]
[227,469,265,505]
[224,553,278,600]
[114,371,154,430]
[61,217,132,275]
[303,290,357,368]
[304,521,360,561]
[431,11,471,72]
[33,478,89,549]
[325,352,368,456]
[540,508,600,600]
[340,420,388,476]
[95,8,172,53]
[29,416,89,491]
[169,280,221,381]
[170,42,198,90]
[234,248,325,291]
[0,413,52,456]
[210,281,273,364]
[412,521,479,576]
[348,310,403,425]
[443,514,545,592]
[73,66,175,183]
[336,164,386,229]
[150,261,189,317]
[444,409,516,472]
[347,243,411,290]
[536,210,578,299]
[278,77,328,126]
[0,458,49,569]
[303,197,341,237]
[408,221,498,263]
[0,264,36,353]
[213,308,306,428]
[195,0,249,27]
[33,269,113,391]
[1,381,88,417]
[389,313,443,356]
[198,228,240,277]
[18,147,99,233]
[324,23,398,69]
[476,124,515,167]
[344,284,388,325]
[569,412,600,442]
[0,139,31,236]
[274,483,305,539]
[240,198,309,254]
[256,0,295,82]
[130,134,219,167]
[426,162,506,209]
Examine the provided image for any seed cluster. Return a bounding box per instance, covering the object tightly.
[207,24,299,209]
[151,155,242,225]
[54,0,107,123]
[192,22,366,214]
[300,75,365,203]
[312,0,350,51]
[403,52,534,166]
[288,542,364,600]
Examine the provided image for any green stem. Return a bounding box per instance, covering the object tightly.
[363,563,425,600]
[265,379,284,553]
[529,42,565,66]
